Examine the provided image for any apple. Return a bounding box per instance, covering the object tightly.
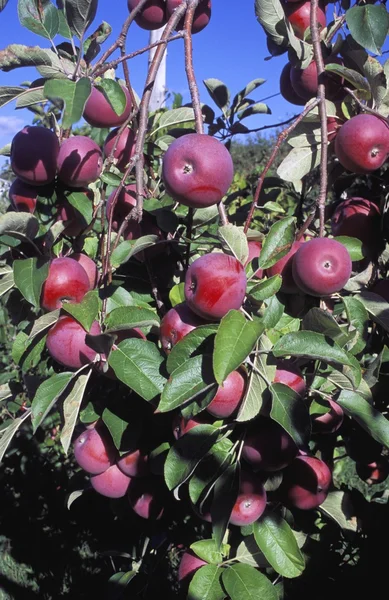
[55,186,94,237]
[284,0,326,39]
[70,253,99,289]
[184,253,247,320]
[90,464,131,498]
[46,315,101,369]
[312,399,344,434]
[83,85,132,128]
[106,184,136,223]
[172,411,214,440]
[159,302,206,353]
[57,136,103,188]
[162,133,234,208]
[229,471,267,526]
[335,114,389,174]
[281,455,332,509]
[290,57,343,102]
[331,197,381,250]
[9,178,41,213]
[73,423,116,474]
[178,551,207,586]
[41,257,90,311]
[274,359,306,396]
[127,0,167,30]
[205,369,246,418]
[356,459,389,484]
[242,418,298,472]
[292,237,352,296]
[11,126,59,186]
[166,0,211,33]
[266,240,304,294]
[117,448,149,477]
[244,241,264,278]
[280,63,306,106]
[327,114,343,142]
[103,126,136,172]
[128,477,164,519]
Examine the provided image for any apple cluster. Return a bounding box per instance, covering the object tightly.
[127,0,211,33]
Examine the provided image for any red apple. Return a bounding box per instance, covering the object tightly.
[127,0,167,30]
[280,63,306,106]
[166,0,212,33]
[335,114,389,174]
[128,477,164,519]
[229,471,267,526]
[266,240,304,294]
[46,315,101,369]
[356,459,389,484]
[331,197,381,250]
[244,241,264,278]
[11,126,59,186]
[242,418,298,472]
[106,184,136,224]
[206,369,246,418]
[83,85,132,128]
[41,257,90,311]
[70,253,99,289]
[103,126,136,172]
[178,551,207,586]
[284,0,326,39]
[281,455,332,510]
[117,448,149,477]
[57,136,103,188]
[73,423,116,474]
[90,464,131,498]
[9,179,41,213]
[274,359,306,396]
[160,302,206,353]
[312,399,344,434]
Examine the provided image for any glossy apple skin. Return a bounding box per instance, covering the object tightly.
[90,464,131,498]
[103,127,136,172]
[266,241,303,294]
[73,424,116,475]
[281,455,332,510]
[229,471,267,526]
[280,63,306,106]
[9,179,40,213]
[356,459,389,484]
[242,418,298,472]
[11,126,59,186]
[178,551,207,585]
[290,58,343,102]
[172,411,214,440]
[162,133,234,208]
[312,399,344,434]
[117,449,149,477]
[46,315,101,369]
[284,0,326,39]
[166,0,211,33]
[127,0,167,30]
[160,302,206,353]
[57,136,103,188]
[274,359,306,396]
[245,241,264,278]
[70,253,98,289]
[41,257,90,311]
[331,197,381,250]
[184,253,247,320]
[206,369,246,418]
[83,85,132,128]
[128,478,164,519]
[335,114,389,174]
[292,238,351,297]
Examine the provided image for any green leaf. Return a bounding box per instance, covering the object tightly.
[105,306,159,332]
[325,63,371,96]
[62,290,100,332]
[15,85,46,108]
[159,355,216,413]
[189,438,234,504]
[234,537,269,569]
[108,339,166,401]
[190,539,226,565]
[65,189,93,225]
[262,295,284,330]
[151,107,195,135]
[302,307,349,344]
[64,0,98,39]
[188,564,226,600]
[253,512,305,578]
[17,0,59,40]
[27,311,60,341]
[0,0,10,12]
[277,146,321,183]
[31,372,74,432]
[238,103,271,120]
[203,78,230,114]
[342,296,369,355]
[334,236,365,262]
[0,415,29,463]
[102,403,142,453]
[44,77,91,129]
[0,272,14,297]
[346,4,389,55]
[231,78,266,114]
[269,383,311,448]
[257,217,295,270]
[218,225,249,264]
[336,390,389,447]
[61,371,91,454]
[13,258,49,308]
[169,283,185,307]
[96,79,126,115]
[167,324,218,374]
[213,311,263,385]
[12,329,47,372]
[0,211,39,239]
[164,424,220,491]
[319,491,357,532]
[358,291,389,333]
[111,235,159,267]
[247,275,282,303]
[211,463,240,549]
[0,85,26,108]
[222,564,277,600]
[237,335,275,422]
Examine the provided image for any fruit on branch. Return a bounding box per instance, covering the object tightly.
[41,257,90,311]
[178,551,207,586]
[356,459,389,484]
[128,477,164,519]
[281,455,332,509]
[331,197,381,250]
[274,359,307,396]
[106,184,136,225]
[242,418,298,472]
[127,0,167,30]
[70,253,99,289]
[327,114,343,142]
[290,57,343,102]
[90,464,131,498]
[162,133,234,208]
[103,126,136,172]
[172,411,214,440]
[335,114,389,174]
[117,448,149,477]
[184,253,247,320]
[283,0,326,39]
[11,126,59,186]
[166,0,212,34]
[46,315,101,369]
[83,85,132,128]
[312,399,344,434]
[73,423,116,474]
[206,369,246,418]
[244,241,264,278]
[266,241,304,294]
[279,63,306,106]
[159,302,206,353]
[229,471,267,526]
[9,179,39,213]
[292,238,352,296]
[57,136,103,188]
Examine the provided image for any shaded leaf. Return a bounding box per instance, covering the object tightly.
[257,217,295,270]
[61,371,92,454]
[269,383,311,448]
[337,390,389,447]
[18,0,59,40]
[31,372,74,432]
[222,563,277,600]
[13,258,49,308]
[188,564,226,600]
[44,77,91,129]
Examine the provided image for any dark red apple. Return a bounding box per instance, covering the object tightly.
[284,0,326,39]
[290,57,343,102]
[106,184,136,224]
[103,126,136,172]
[9,179,41,213]
[57,136,103,188]
[11,126,59,186]
[281,455,332,510]
[90,464,131,498]
[70,253,99,289]
[159,302,206,353]
[274,359,306,396]
[128,477,164,519]
[166,0,211,33]
[117,448,149,477]
[229,471,267,526]
[312,399,344,434]
[331,197,381,250]
[184,253,247,320]
[73,423,116,474]
[127,0,167,30]
[356,459,389,484]
[242,418,298,472]
[178,551,207,586]
[266,240,304,294]
[206,369,246,418]
[162,133,234,208]
[280,63,306,106]
[292,237,351,296]
[83,85,132,128]
[41,257,90,311]
[244,241,264,278]
[335,114,389,174]
[46,315,101,369]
